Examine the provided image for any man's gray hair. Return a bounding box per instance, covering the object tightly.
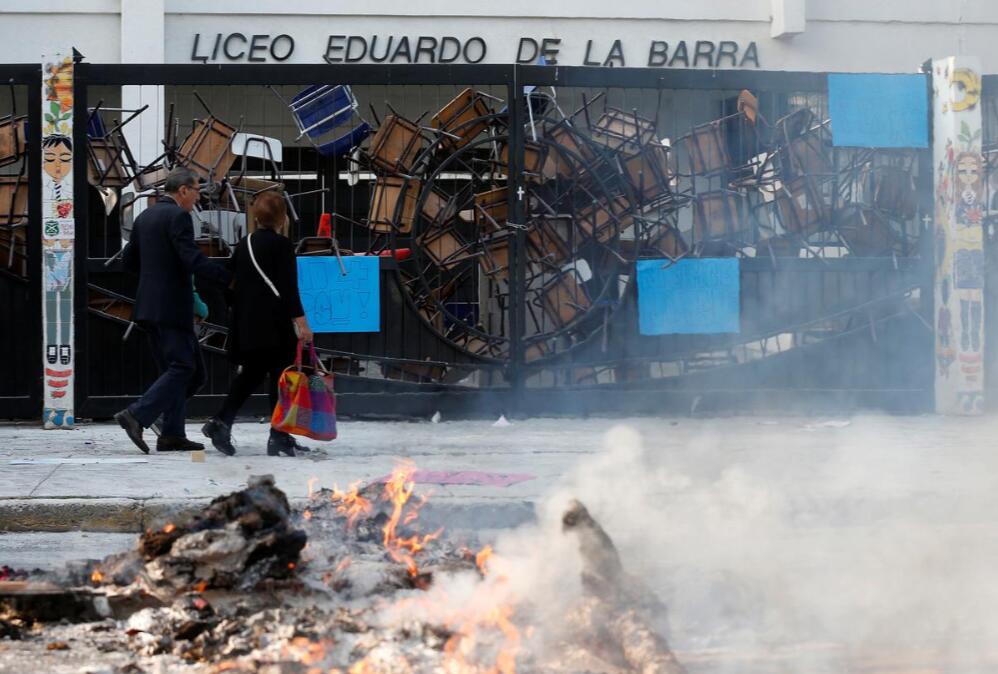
[164,167,199,193]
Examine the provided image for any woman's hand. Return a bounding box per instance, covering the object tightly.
[294,316,313,343]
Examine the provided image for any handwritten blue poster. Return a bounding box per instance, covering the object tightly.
[297,256,380,333]
[637,258,740,335]
[828,73,928,148]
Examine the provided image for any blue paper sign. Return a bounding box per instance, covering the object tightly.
[828,73,928,148]
[636,258,740,335]
[297,256,380,333]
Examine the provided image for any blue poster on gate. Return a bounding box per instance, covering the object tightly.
[636,258,740,335]
[297,256,380,333]
[828,73,929,149]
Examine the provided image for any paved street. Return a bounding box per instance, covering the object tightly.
[3,414,998,672]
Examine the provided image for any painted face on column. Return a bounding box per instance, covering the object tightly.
[43,135,72,183]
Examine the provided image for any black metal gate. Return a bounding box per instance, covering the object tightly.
[0,64,42,420]
[70,63,933,420]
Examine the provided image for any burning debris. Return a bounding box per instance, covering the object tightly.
[134,474,306,596]
[0,465,685,674]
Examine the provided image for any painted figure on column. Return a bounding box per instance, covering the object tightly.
[42,134,73,218]
[934,59,985,414]
[955,148,984,226]
[41,53,75,429]
[43,239,73,429]
[44,240,72,365]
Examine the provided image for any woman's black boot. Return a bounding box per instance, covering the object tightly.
[267,430,296,457]
[202,418,236,456]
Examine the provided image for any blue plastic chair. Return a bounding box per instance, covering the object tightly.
[288,85,372,158]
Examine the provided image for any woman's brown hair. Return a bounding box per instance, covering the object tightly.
[250,190,288,234]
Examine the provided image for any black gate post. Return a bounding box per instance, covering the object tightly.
[25,69,44,416]
[918,60,937,411]
[71,61,90,417]
[505,65,527,416]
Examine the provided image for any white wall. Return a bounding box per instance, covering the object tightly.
[0,0,997,73]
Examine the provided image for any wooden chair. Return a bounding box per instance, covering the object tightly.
[221,176,281,214]
[380,359,447,383]
[0,176,28,226]
[195,235,232,258]
[0,175,29,274]
[296,237,353,257]
[88,286,134,323]
[477,232,512,279]
[369,176,420,234]
[420,188,459,229]
[682,91,762,177]
[417,223,466,270]
[590,108,656,152]
[86,106,147,190]
[774,176,830,236]
[644,221,688,259]
[538,270,591,328]
[0,226,26,278]
[541,122,595,180]
[756,234,802,259]
[858,164,917,221]
[0,116,27,169]
[692,190,749,248]
[474,187,508,232]
[500,141,547,181]
[175,117,237,184]
[836,206,901,257]
[368,114,423,175]
[621,143,673,204]
[432,88,492,149]
[527,217,572,267]
[772,111,833,183]
[576,195,632,244]
[87,138,134,189]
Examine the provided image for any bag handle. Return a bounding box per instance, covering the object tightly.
[247,232,281,299]
[294,339,331,375]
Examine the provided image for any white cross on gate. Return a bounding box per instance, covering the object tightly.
[516,186,525,201]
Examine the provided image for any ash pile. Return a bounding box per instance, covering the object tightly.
[1,466,685,674]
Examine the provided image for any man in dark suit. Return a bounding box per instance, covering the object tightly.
[114,167,231,453]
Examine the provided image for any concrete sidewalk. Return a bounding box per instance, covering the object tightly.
[0,416,599,533]
[3,413,998,536]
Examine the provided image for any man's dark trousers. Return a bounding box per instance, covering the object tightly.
[127,324,205,437]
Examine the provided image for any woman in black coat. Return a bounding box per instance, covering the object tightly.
[201,190,313,457]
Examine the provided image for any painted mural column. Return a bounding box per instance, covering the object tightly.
[41,54,75,429]
[933,57,985,414]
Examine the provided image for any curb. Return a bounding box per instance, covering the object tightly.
[0,497,537,534]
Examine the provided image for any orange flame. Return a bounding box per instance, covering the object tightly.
[194,580,209,593]
[163,523,176,534]
[330,481,374,530]
[307,477,319,499]
[90,569,104,583]
[282,636,330,667]
[475,545,493,576]
[442,603,521,674]
[303,509,313,521]
[381,461,442,577]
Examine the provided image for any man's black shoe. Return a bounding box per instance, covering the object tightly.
[201,418,235,456]
[114,409,150,454]
[157,436,205,452]
[267,431,296,457]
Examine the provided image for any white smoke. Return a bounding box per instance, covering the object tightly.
[389,417,998,672]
